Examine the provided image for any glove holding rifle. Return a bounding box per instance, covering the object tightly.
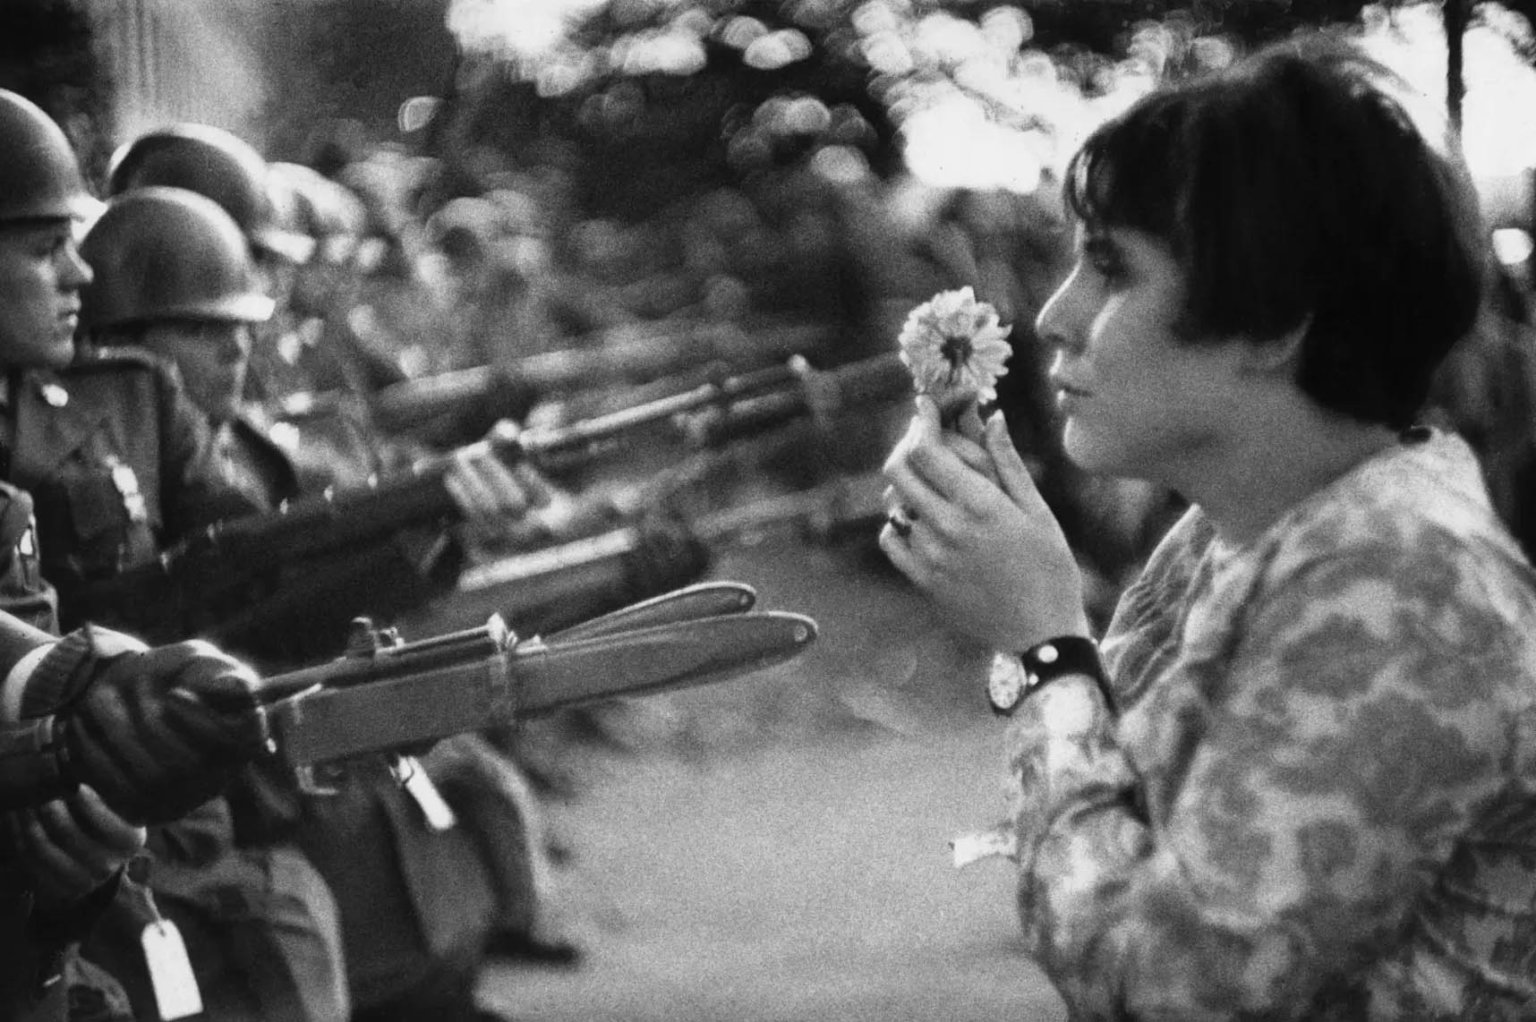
[2,623,269,824]
[441,421,597,552]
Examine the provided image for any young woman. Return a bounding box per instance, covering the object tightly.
[880,37,1536,1020]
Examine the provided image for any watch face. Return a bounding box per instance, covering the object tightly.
[987,654,1026,714]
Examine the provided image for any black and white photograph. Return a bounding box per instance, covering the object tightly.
[3,1,1536,1019]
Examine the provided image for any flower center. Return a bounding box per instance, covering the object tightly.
[940,333,973,380]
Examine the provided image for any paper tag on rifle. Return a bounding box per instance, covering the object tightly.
[141,919,204,1020]
[395,755,457,831]
[950,825,1018,869]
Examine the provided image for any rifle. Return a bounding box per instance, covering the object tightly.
[261,581,817,771]
[272,318,836,442]
[401,472,889,640]
[673,353,909,450]
[63,354,909,644]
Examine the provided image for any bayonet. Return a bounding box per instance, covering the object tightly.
[543,580,756,643]
[261,588,817,768]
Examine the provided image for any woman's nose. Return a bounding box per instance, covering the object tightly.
[1034,276,1085,358]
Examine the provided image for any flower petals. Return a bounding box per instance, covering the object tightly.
[897,287,1013,407]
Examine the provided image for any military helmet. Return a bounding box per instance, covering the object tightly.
[106,123,314,264]
[268,160,372,267]
[0,89,93,224]
[80,186,276,330]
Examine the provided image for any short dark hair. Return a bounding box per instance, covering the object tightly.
[1062,35,1488,430]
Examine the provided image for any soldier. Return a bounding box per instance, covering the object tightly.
[0,89,350,1022]
[0,88,270,1021]
[76,184,561,655]
[266,159,420,402]
[106,124,416,410]
[77,183,561,1021]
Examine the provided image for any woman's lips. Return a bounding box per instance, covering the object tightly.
[1053,380,1092,411]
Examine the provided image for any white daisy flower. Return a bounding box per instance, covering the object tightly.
[896,287,1012,417]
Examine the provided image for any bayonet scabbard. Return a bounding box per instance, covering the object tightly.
[264,608,817,768]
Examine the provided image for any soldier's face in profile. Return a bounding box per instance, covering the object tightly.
[140,319,253,423]
[0,219,92,369]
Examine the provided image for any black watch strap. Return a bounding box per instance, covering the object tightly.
[988,636,1114,716]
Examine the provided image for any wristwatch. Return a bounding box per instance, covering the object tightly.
[987,636,1113,717]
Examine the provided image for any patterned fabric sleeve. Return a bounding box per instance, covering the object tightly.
[1005,533,1519,1021]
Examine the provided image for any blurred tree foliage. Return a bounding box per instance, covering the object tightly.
[435,0,1508,220]
[263,0,459,164]
[0,0,114,181]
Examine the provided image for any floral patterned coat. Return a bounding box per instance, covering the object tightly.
[981,429,1536,1020]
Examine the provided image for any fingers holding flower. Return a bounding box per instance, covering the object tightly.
[885,286,1087,647]
[883,398,1088,651]
[885,285,1010,553]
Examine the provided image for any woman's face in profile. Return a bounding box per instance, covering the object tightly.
[1035,224,1248,484]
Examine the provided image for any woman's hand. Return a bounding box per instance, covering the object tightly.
[880,396,1089,651]
[6,786,145,912]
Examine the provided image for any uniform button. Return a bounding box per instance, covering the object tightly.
[39,383,68,408]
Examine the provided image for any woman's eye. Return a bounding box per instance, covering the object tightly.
[1088,251,1126,282]
[1089,256,1124,283]
[1081,237,1128,285]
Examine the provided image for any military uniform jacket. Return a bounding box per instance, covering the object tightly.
[5,353,265,631]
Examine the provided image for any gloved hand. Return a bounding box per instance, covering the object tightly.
[622,510,711,603]
[445,420,574,549]
[59,634,270,825]
[3,785,145,913]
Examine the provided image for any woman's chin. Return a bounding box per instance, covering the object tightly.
[1062,425,1122,476]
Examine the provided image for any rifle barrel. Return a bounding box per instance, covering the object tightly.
[682,353,910,448]
[369,365,496,430]
[480,319,833,396]
[192,350,789,568]
[516,361,800,465]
